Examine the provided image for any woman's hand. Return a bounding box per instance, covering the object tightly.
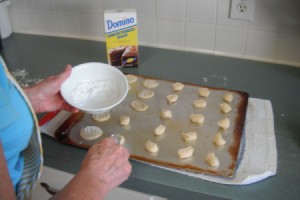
[24,65,79,113]
[51,138,132,200]
[80,138,132,191]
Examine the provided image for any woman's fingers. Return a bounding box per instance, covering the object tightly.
[56,64,72,84]
[80,138,131,190]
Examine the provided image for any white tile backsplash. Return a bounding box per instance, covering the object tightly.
[35,11,58,34]
[79,13,103,39]
[12,0,32,10]
[156,0,185,21]
[101,0,128,11]
[157,20,185,47]
[248,0,280,32]
[137,18,156,45]
[185,22,215,51]
[54,0,79,12]
[245,29,277,60]
[76,0,102,13]
[6,0,300,67]
[32,0,55,11]
[56,12,80,36]
[14,8,37,33]
[215,25,246,55]
[128,0,156,19]
[186,0,216,24]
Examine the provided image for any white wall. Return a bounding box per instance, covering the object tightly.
[8,0,300,67]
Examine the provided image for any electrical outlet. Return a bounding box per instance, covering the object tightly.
[230,0,256,21]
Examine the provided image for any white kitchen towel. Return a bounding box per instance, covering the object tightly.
[40,98,277,185]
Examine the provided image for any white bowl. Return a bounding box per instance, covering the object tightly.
[61,62,128,114]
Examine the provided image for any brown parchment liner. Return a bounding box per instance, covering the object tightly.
[55,75,248,177]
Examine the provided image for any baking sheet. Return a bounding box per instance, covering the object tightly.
[54,75,248,177]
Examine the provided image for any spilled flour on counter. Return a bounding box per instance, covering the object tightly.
[11,69,43,87]
[202,75,228,87]
[70,79,120,109]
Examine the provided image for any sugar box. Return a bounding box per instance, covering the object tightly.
[104,9,139,68]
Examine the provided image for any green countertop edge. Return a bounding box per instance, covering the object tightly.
[2,33,300,200]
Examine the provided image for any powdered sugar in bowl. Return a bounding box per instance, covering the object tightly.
[61,62,128,114]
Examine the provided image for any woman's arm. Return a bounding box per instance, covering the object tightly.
[0,141,17,200]
[0,138,131,200]
[23,65,78,113]
[51,138,132,200]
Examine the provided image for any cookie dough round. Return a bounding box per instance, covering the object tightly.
[198,87,210,97]
[190,113,204,124]
[193,99,207,108]
[138,89,154,99]
[178,146,194,159]
[213,132,226,146]
[154,124,166,136]
[119,135,125,145]
[181,132,197,142]
[173,82,184,91]
[167,94,178,104]
[126,74,138,84]
[143,79,159,88]
[160,109,172,119]
[119,115,130,126]
[205,152,220,167]
[80,126,103,141]
[218,118,230,129]
[220,102,232,114]
[111,133,125,144]
[145,140,159,153]
[131,100,149,112]
[223,93,233,103]
[91,111,111,122]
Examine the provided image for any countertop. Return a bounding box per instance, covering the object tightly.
[2,33,300,200]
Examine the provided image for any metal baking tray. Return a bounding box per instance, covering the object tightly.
[55,75,248,177]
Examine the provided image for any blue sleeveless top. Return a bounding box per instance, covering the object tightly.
[0,62,34,191]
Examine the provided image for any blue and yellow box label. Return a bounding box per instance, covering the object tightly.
[104,9,139,68]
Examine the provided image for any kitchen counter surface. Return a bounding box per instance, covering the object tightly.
[2,33,300,200]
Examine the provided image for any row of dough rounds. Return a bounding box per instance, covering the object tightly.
[145,141,220,167]
[79,115,221,167]
[79,124,125,145]
[79,111,131,144]
[80,75,234,168]
[127,76,234,114]
[126,74,235,168]
[70,75,234,166]
[145,123,226,167]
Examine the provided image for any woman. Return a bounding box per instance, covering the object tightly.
[0,57,131,200]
